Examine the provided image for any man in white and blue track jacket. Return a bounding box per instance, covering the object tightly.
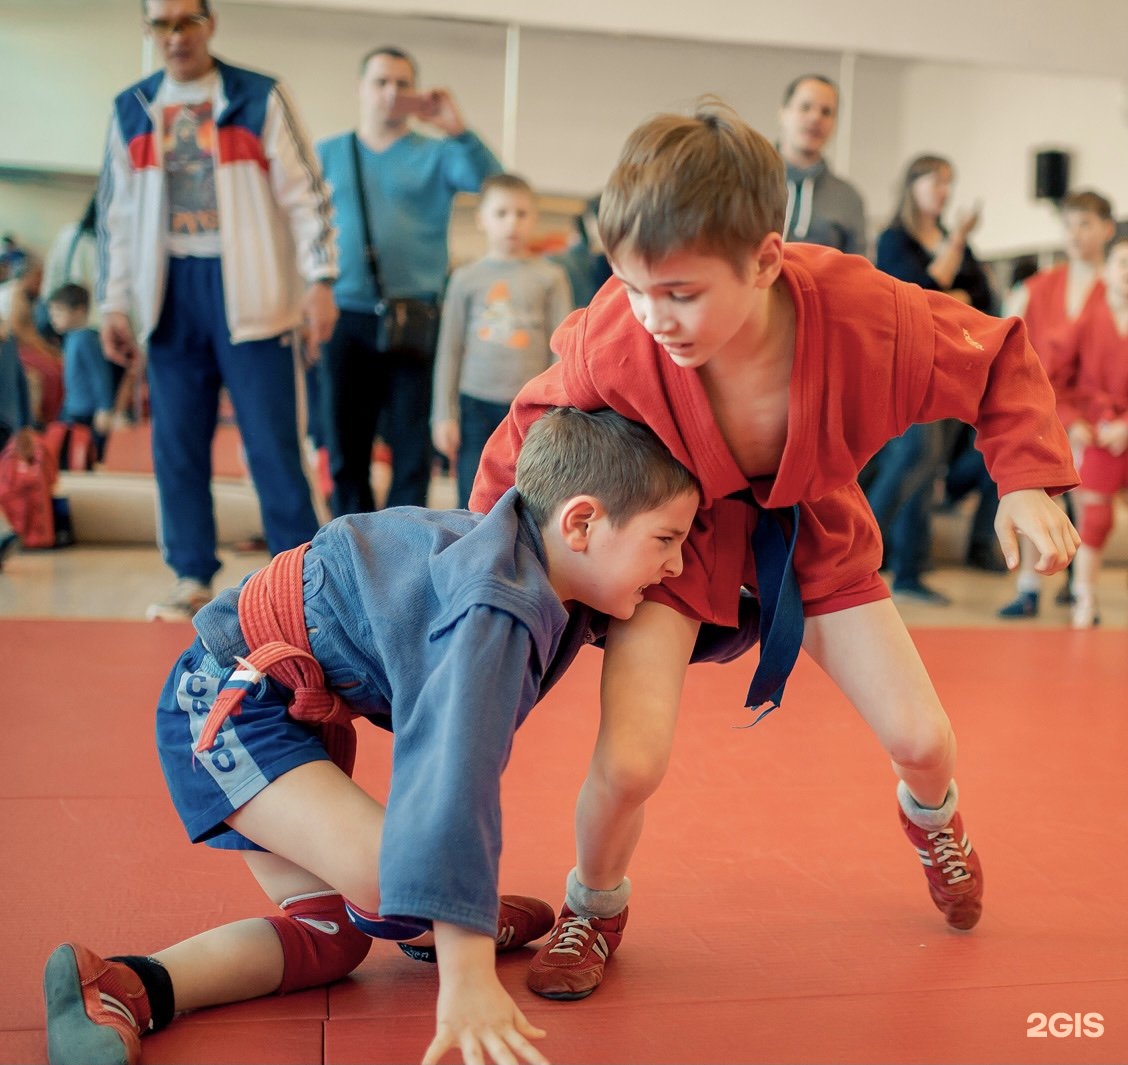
[96,0,338,622]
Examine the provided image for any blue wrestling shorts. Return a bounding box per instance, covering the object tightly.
[156,637,330,850]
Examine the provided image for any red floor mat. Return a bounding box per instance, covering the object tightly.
[2,622,1125,1064]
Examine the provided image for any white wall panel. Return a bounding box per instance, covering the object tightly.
[1,0,1125,261]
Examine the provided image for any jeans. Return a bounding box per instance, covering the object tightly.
[864,422,949,584]
[944,429,999,554]
[456,394,510,510]
[318,309,433,516]
[147,257,320,583]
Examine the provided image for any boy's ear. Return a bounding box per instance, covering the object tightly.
[751,231,785,288]
[557,495,603,551]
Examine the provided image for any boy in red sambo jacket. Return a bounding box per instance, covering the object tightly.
[472,99,1080,1002]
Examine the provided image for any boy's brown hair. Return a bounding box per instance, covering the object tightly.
[597,97,786,278]
[516,408,698,529]
[479,173,534,200]
[47,282,90,312]
[1061,189,1113,221]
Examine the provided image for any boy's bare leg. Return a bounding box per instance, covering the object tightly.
[1071,543,1099,593]
[803,599,954,804]
[152,852,337,1010]
[225,759,385,910]
[1070,544,1102,629]
[803,598,982,929]
[575,601,700,890]
[44,761,384,1065]
[1069,487,1110,629]
[528,602,698,1001]
[151,761,385,1009]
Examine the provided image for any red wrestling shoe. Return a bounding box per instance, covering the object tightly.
[43,943,152,1065]
[899,808,984,930]
[496,894,556,951]
[526,905,629,1000]
[398,894,556,963]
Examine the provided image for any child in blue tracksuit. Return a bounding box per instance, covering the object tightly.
[43,407,701,1065]
[46,284,115,468]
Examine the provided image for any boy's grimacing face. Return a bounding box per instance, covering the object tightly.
[568,489,699,620]
[611,245,772,369]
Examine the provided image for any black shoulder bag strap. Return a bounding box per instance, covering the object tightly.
[349,132,385,312]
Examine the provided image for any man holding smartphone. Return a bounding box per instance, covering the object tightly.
[316,47,501,517]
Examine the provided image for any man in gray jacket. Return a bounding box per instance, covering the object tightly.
[777,74,867,256]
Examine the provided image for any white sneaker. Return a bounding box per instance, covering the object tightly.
[146,577,213,622]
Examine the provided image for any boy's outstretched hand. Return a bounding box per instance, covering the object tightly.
[995,488,1081,575]
[422,923,549,1065]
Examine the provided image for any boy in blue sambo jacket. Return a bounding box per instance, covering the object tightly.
[43,407,700,1065]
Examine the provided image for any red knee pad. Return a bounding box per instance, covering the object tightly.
[264,891,372,995]
[1079,501,1114,549]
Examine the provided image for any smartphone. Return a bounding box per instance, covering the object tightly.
[392,92,436,120]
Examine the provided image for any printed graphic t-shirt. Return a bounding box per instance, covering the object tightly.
[158,70,222,259]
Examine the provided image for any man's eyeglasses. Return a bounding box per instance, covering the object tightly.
[145,13,210,38]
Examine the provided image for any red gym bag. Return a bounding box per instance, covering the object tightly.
[0,432,58,549]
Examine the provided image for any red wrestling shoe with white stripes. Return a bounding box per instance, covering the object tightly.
[397,894,556,963]
[526,905,629,1000]
[43,943,152,1065]
[898,807,984,930]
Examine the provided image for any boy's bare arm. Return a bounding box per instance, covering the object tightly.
[994,488,1081,574]
[423,922,549,1065]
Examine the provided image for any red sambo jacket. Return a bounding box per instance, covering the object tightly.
[472,244,1077,626]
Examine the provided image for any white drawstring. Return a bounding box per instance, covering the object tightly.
[794,176,815,239]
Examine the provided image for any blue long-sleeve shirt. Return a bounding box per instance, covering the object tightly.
[317,129,501,311]
[193,488,594,936]
[60,328,114,421]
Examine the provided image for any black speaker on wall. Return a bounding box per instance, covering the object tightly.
[1034,150,1070,201]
